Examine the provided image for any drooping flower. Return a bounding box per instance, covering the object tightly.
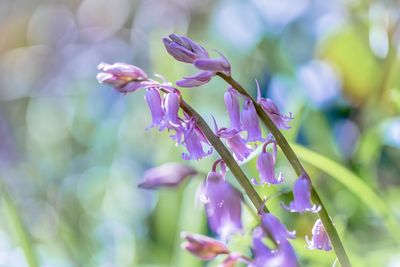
[224,88,242,131]
[242,98,263,142]
[252,140,283,185]
[306,219,332,251]
[194,56,231,76]
[201,160,243,240]
[138,163,197,189]
[97,62,150,93]
[176,71,214,87]
[217,128,252,162]
[182,117,213,160]
[281,174,321,213]
[163,34,209,63]
[260,213,296,244]
[164,91,181,126]
[144,88,164,128]
[181,232,229,260]
[256,81,292,130]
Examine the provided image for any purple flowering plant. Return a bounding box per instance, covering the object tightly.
[96,34,351,267]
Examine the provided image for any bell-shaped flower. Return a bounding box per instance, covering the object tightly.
[194,55,231,76]
[97,62,150,93]
[182,117,213,160]
[217,128,252,162]
[164,91,181,126]
[176,71,214,88]
[256,81,292,130]
[260,213,296,244]
[253,140,283,185]
[201,160,243,240]
[181,232,229,260]
[144,88,164,128]
[138,163,197,189]
[163,34,209,63]
[282,174,321,213]
[306,219,332,251]
[224,88,242,131]
[242,98,263,142]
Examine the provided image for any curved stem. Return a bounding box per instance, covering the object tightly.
[218,73,352,267]
[178,99,269,214]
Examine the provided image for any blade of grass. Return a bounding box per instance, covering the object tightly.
[291,143,400,245]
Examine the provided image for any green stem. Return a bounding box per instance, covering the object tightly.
[178,99,269,214]
[218,73,352,267]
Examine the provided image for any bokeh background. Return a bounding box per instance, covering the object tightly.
[0,0,400,266]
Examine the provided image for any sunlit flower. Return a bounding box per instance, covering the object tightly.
[217,128,252,162]
[163,34,209,63]
[201,160,243,240]
[194,56,231,76]
[306,219,332,251]
[282,174,321,213]
[164,91,181,126]
[144,88,164,128]
[176,71,214,87]
[253,139,283,185]
[181,232,229,260]
[224,88,242,131]
[242,98,262,142]
[138,163,197,189]
[260,213,296,244]
[182,117,213,160]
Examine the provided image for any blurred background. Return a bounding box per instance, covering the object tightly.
[0,0,400,266]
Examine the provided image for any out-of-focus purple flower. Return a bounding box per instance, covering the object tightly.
[176,71,214,88]
[163,34,209,63]
[138,163,197,189]
[260,213,295,244]
[221,252,249,267]
[282,174,321,213]
[97,62,150,93]
[242,98,262,142]
[201,160,243,240]
[164,91,181,126]
[194,56,231,76]
[181,232,229,260]
[224,88,242,131]
[306,219,332,251]
[253,140,283,185]
[216,127,252,162]
[182,117,213,160]
[144,88,164,128]
[257,81,292,130]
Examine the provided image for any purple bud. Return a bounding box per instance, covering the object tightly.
[242,98,262,142]
[163,34,209,63]
[182,118,213,160]
[176,71,214,88]
[260,213,295,244]
[201,163,243,240]
[281,175,321,213]
[138,163,197,189]
[181,232,229,260]
[306,219,332,251]
[224,88,242,131]
[194,56,231,76]
[144,88,164,128]
[164,92,181,126]
[216,128,252,162]
[253,141,283,185]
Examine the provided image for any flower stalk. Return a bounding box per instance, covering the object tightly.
[217,72,351,267]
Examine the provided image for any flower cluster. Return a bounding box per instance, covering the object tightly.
[97,34,333,267]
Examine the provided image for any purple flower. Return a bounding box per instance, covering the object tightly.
[97,62,150,93]
[201,160,243,240]
[176,71,214,88]
[181,232,229,260]
[182,117,213,160]
[250,227,299,267]
[138,163,197,189]
[242,98,262,142]
[194,55,231,76]
[164,91,181,126]
[163,34,209,63]
[224,88,242,131]
[306,219,332,251]
[260,213,295,244]
[252,140,283,185]
[282,174,321,213]
[144,88,164,128]
[218,128,252,162]
[256,81,292,130]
